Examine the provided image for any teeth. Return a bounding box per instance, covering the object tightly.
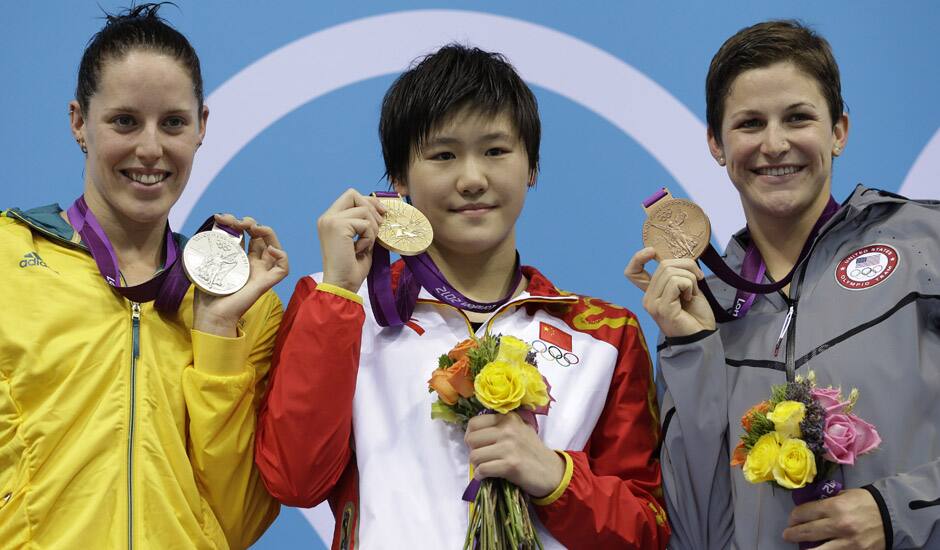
[757,166,800,176]
[126,172,167,185]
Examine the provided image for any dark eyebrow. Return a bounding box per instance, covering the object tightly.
[425,132,514,147]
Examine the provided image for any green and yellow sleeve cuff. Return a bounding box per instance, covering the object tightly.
[533,451,574,506]
[316,283,363,305]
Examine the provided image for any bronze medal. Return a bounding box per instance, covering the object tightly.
[642,188,711,260]
[375,195,433,256]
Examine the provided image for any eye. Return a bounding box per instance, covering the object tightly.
[485,147,508,157]
[163,116,187,130]
[737,118,764,130]
[430,151,455,161]
[786,112,814,124]
[112,114,136,128]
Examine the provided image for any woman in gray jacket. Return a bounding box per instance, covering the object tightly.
[627,20,940,550]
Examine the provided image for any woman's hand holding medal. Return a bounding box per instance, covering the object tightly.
[318,189,388,293]
[192,213,289,337]
[625,250,715,338]
[625,188,716,338]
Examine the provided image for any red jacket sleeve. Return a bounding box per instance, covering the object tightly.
[254,277,364,507]
[536,318,670,549]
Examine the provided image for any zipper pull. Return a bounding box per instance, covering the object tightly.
[773,305,794,358]
[131,302,141,359]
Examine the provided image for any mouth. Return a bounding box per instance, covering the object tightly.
[451,203,496,214]
[121,169,171,186]
[752,165,804,177]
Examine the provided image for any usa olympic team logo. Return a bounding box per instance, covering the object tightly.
[835,244,900,290]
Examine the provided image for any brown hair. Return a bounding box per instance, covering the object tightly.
[706,20,844,144]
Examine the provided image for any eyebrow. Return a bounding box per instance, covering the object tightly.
[102,106,193,115]
[729,102,818,118]
[425,132,514,146]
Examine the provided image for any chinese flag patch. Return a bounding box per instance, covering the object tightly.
[539,322,572,351]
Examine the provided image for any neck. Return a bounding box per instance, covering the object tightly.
[79,194,168,285]
[746,195,830,282]
[427,236,524,307]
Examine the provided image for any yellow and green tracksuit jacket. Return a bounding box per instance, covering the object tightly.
[0,204,281,549]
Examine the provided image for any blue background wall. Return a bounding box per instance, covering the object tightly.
[4,2,938,547]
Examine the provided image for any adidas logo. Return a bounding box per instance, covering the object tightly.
[19,252,49,269]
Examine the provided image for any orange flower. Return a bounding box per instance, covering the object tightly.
[741,401,771,431]
[730,441,748,467]
[448,338,478,362]
[446,356,475,399]
[428,370,459,405]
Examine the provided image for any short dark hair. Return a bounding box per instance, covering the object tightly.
[379,44,540,183]
[706,20,844,144]
[76,3,203,115]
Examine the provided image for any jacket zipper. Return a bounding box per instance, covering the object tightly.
[128,302,141,549]
[781,213,845,382]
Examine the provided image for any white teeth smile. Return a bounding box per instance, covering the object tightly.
[756,166,801,176]
[124,171,168,185]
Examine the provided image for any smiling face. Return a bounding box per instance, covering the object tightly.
[708,62,848,227]
[70,49,208,230]
[394,106,531,262]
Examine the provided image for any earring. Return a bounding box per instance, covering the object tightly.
[76,138,87,154]
[833,146,842,156]
[717,156,726,166]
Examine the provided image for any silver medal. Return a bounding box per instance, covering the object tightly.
[183,229,250,296]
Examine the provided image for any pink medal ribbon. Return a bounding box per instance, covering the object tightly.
[67,195,236,312]
[367,191,523,327]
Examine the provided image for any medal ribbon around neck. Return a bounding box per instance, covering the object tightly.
[642,188,840,321]
[67,195,240,312]
[367,191,524,327]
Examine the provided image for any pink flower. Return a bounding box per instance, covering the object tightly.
[823,413,882,465]
[811,387,850,413]
[847,414,881,456]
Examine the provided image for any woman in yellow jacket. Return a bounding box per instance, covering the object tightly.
[0,5,286,548]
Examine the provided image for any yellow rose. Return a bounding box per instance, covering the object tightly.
[519,363,550,409]
[766,401,805,439]
[773,438,817,489]
[495,336,530,364]
[474,360,526,414]
[743,432,781,483]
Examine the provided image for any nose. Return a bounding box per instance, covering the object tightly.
[455,156,488,196]
[760,122,790,158]
[135,124,163,164]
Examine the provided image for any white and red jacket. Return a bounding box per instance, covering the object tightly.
[256,264,668,549]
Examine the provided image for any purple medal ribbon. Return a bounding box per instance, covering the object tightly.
[642,190,839,321]
[367,191,523,327]
[67,195,237,312]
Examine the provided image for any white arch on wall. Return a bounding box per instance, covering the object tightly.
[172,9,741,245]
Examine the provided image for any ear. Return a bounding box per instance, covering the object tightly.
[707,127,725,166]
[391,178,408,198]
[198,104,209,143]
[69,100,85,144]
[831,112,849,157]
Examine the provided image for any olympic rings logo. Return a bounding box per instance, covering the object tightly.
[532,340,580,367]
[850,264,884,278]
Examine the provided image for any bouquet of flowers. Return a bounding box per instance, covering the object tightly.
[732,372,881,548]
[428,334,552,550]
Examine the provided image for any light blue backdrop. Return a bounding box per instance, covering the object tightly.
[4,2,938,548]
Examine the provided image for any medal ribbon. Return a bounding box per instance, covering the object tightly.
[643,191,839,321]
[67,195,239,312]
[367,191,524,327]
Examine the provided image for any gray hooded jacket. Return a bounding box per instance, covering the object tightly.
[658,185,940,549]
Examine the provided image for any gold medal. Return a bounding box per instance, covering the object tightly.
[374,194,433,256]
[642,187,711,260]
